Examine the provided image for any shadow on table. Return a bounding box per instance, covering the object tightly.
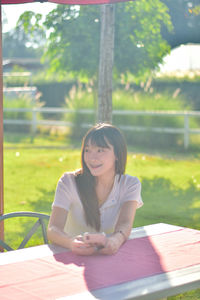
[53,232,169,299]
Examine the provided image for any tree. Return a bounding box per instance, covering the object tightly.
[98,5,115,122]
[162,0,200,48]
[2,30,39,59]
[18,1,172,121]
[42,2,172,82]
[3,11,46,59]
[16,11,46,50]
[114,0,172,82]
[43,5,101,79]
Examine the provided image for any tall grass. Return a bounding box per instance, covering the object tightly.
[64,85,199,149]
[4,96,34,117]
[113,88,190,111]
[65,84,191,110]
[3,96,35,133]
[3,86,200,149]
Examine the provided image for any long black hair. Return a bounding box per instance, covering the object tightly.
[75,123,127,231]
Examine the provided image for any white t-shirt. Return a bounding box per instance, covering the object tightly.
[53,172,143,236]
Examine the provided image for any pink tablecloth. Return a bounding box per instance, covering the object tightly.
[1,227,200,299]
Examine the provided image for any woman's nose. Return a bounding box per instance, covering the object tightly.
[89,151,98,161]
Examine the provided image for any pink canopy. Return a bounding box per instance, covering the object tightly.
[1,0,130,4]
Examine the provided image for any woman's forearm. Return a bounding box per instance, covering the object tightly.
[113,223,132,242]
[47,225,73,249]
[112,201,137,245]
[108,223,131,249]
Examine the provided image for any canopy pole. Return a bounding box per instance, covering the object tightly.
[0,4,4,249]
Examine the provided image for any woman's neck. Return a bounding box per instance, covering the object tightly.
[95,173,116,206]
[95,171,116,188]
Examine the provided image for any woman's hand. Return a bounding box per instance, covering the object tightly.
[70,235,97,256]
[70,232,124,256]
[98,236,121,255]
[83,232,107,248]
[83,232,122,255]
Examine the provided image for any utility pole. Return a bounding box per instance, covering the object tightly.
[98,4,115,123]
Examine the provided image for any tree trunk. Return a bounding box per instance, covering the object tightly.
[97,4,115,123]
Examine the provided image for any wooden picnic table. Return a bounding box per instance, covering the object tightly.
[0,223,200,300]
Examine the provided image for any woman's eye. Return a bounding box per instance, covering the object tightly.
[98,148,104,152]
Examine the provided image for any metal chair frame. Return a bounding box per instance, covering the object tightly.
[0,212,50,251]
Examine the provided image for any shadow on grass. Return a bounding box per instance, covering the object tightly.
[29,188,55,214]
[135,176,200,230]
[29,178,200,232]
[32,178,200,231]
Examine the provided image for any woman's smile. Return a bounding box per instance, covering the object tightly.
[89,163,102,171]
[90,164,102,169]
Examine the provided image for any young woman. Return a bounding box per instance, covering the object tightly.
[47,123,143,255]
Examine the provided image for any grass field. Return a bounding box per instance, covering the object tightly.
[3,133,200,299]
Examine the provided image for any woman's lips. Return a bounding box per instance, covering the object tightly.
[89,164,102,169]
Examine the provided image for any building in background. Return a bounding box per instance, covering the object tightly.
[158,43,200,77]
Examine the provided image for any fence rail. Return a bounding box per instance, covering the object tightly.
[3,107,200,149]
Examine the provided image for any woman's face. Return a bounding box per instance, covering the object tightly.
[83,139,116,179]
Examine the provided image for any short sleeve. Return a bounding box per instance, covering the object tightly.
[121,175,143,208]
[52,173,74,211]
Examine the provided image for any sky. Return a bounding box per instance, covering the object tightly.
[2,3,57,32]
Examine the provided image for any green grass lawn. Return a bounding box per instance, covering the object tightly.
[3,133,200,299]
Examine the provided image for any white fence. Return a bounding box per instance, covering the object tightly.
[3,87,37,99]
[3,107,200,149]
